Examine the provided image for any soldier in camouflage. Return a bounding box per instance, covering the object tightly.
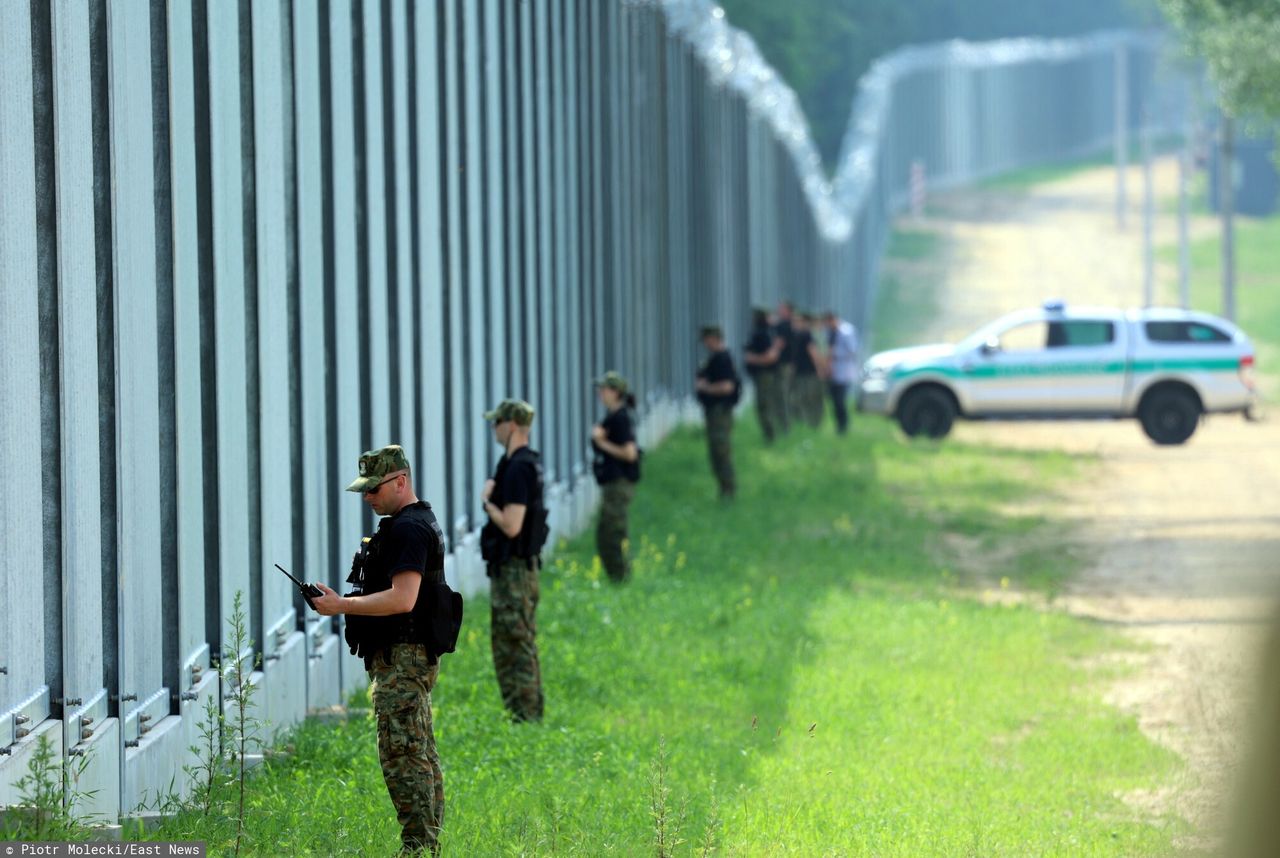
[791,311,825,427]
[591,372,640,582]
[313,445,446,856]
[480,399,546,722]
[743,308,786,443]
[695,325,740,499]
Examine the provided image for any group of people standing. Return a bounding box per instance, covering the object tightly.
[305,305,856,852]
[309,370,643,855]
[695,300,861,498]
[744,300,861,440]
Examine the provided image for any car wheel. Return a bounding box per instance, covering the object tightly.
[897,387,956,439]
[1139,388,1201,445]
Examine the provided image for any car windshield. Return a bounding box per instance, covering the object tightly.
[956,313,1026,350]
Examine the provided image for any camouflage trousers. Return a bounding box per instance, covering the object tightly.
[703,404,736,497]
[489,557,544,721]
[752,369,784,443]
[596,479,636,582]
[794,374,825,427]
[778,364,794,433]
[368,643,443,855]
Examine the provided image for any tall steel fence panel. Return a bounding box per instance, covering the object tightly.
[2,0,1187,820]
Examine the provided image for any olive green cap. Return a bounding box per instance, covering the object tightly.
[345,444,411,493]
[699,324,724,339]
[594,371,629,394]
[483,398,535,426]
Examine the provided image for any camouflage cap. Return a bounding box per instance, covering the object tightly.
[344,444,411,493]
[699,324,724,339]
[594,371,629,394]
[483,398,535,426]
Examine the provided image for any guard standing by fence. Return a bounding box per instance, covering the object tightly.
[743,308,786,443]
[480,400,549,722]
[695,325,740,500]
[591,372,641,582]
[791,312,824,427]
[775,301,797,434]
[313,444,449,855]
[824,311,860,435]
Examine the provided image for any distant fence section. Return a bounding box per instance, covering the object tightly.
[1,0,1183,821]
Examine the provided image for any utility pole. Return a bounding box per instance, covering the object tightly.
[1178,120,1191,309]
[1114,43,1129,230]
[1142,106,1154,307]
[1220,115,1236,321]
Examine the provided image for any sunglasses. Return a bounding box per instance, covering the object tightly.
[364,473,402,496]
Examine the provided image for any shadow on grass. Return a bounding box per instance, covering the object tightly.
[430,413,1097,851]
[143,409,1169,856]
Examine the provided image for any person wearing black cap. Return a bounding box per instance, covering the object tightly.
[479,399,547,722]
[695,325,740,499]
[312,444,448,855]
[591,371,641,582]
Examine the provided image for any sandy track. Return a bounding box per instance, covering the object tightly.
[893,159,1280,838]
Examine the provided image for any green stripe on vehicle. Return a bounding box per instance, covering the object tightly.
[890,357,1241,381]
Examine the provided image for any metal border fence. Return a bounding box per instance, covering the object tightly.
[1,0,1181,823]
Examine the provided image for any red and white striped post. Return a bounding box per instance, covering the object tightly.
[910,159,926,219]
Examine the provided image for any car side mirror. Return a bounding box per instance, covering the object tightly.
[979,337,1000,356]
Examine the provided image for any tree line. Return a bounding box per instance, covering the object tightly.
[720,0,1162,167]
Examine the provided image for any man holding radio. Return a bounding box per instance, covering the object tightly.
[313,444,447,856]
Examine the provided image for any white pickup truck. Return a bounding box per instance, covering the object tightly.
[857,303,1258,444]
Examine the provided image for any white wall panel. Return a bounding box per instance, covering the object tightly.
[51,0,104,718]
[107,0,164,725]
[0,0,47,742]
[165,0,210,693]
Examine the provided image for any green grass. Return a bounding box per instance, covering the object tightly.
[979,138,1185,191]
[872,228,948,353]
[134,417,1183,856]
[886,227,944,262]
[1157,212,1280,394]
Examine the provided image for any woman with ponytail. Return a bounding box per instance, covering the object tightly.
[591,372,640,582]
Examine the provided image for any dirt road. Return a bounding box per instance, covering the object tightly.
[892,158,1280,840]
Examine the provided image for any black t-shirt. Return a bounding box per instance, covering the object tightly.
[793,330,817,376]
[373,502,446,589]
[345,501,447,660]
[593,408,637,484]
[697,349,738,408]
[485,446,543,547]
[775,319,794,364]
[743,325,777,378]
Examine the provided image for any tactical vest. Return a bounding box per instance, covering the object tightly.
[344,501,455,662]
[480,447,550,567]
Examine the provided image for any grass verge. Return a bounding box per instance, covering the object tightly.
[1157,212,1280,395]
[871,227,948,353]
[980,139,1184,192]
[137,416,1184,856]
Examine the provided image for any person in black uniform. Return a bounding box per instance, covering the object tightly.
[791,311,824,427]
[479,399,547,722]
[774,300,796,434]
[695,325,740,499]
[591,371,640,582]
[743,307,785,443]
[313,444,448,856]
